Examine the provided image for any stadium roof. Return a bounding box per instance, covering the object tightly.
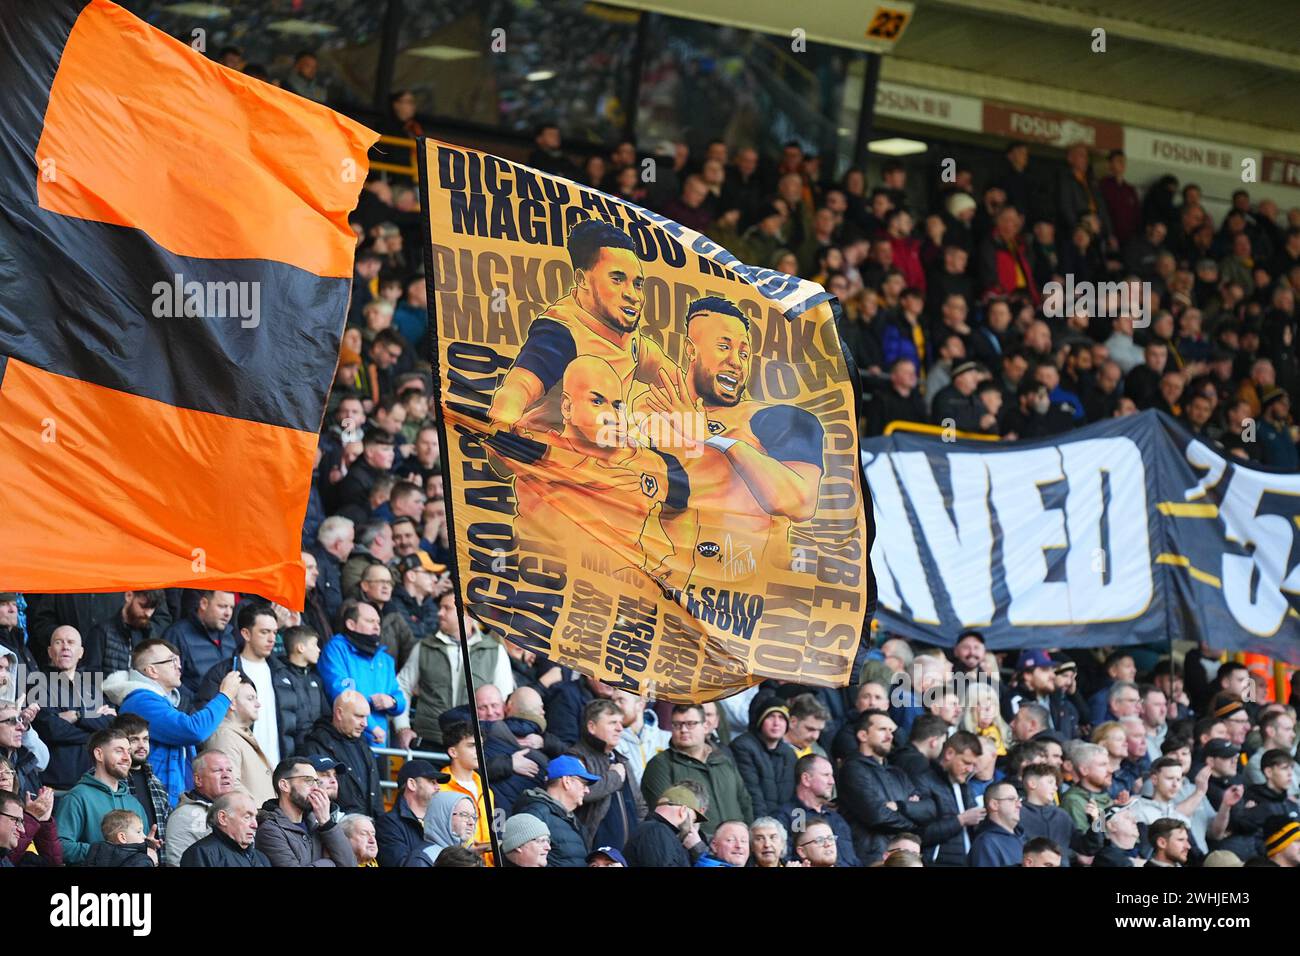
[605,0,1300,152]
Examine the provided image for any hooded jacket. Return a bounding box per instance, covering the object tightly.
[318,631,405,744]
[105,669,232,805]
[84,840,155,868]
[1018,799,1102,867]
[838,752,936,865]
[640,746,753,838]
[568,729,646,851]
[179,828,271,867]
[164,790,214,867]
[302,716,382,817]
[511,787,589,867]
[254,800,356,867]
[409,790,478,866]
[52,771,148,865]
[731,706,798,818]
[968,818,1025,867]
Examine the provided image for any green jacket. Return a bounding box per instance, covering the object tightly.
[640,745,753,838]
[412,635,502,746]
[54,772,148,865]
[1060,783,1112,833]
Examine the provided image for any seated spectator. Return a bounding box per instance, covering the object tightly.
[695,819,750,867]
[163,590,237,693]
[179,792,270,867]
[164,751,235,866]
[792,815,838,867]
[567,699,644,854]
[318,599,405,745]
[255,757,355,867]
[31,626,116,789]
[748,817,790,868]
[84,809,155,868]
[271,625,330,757]
[915,731,985,866]
[641,703,753,838]
[113,714,170,842]
[511,754,597,867]
[0,792,32,867]
[1093,803,1142,867]
[969,780,1025,866]
[303,691,382,818]
[104,639,240,805]
[623,784,708,868]
[0,764,60,867]
[375,758,448,868]
[777,754,859,866]
[1022,837,1063,867]
[586,845,627,867]
[53,727,146,865]
[203,678,275,806]
[340,813,379,867]
[409,791,479,866]
[501,813,551,868]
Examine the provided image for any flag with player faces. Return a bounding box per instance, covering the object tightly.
[419,140,872,702]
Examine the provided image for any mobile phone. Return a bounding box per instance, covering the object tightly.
[230,656,240,673]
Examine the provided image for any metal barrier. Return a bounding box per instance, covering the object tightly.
[883,419,1000,442]
[370,134,419,180]
[370,744,448,790]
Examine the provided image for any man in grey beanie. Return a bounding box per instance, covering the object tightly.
[501,813,551,867]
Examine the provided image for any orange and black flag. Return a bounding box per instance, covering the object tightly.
[0,1,377,607]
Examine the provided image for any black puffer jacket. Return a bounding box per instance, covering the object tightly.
[838,752,936,865]
[84,841,155,867]
[511,788,588,867]
[731,730,797,819]
[195,654,328,758]
[914,759,975,867]
[179,829,271,867]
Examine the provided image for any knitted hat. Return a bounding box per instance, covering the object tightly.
[501,814,550,854]
[1264,816,1300,858]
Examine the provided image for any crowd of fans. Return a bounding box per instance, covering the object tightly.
[4,74,1300,869]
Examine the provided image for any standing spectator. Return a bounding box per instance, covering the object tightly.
[197,603,284,767]
[164,590,236,693]
[1140,686,1169,761]
[318,599,406,745]
[105,640,240,805]
[303,691,383,818]
[440,721,494,864]
[731,699,796,818]
[511,755,597,867]
[1099,149,1141,246]
[623,784,708,868]
[310,516,354,619]
[611,688,669,785]
[202,679,275,806]
[31,626,115,789]
[641,703,753,837]
[867,358,927,436]
[501,813,551,868]
[178,792,271,867]
[980,207,1040,307]
[84,590,166,676]
[525,122,579,180]
[893,713,955,781]
[375,758,448,867]
[255,757,355,867]
[777,754,860,866]
[164,751,235,866]
[53,727,147,865]
[1061,742,1115,830]
[914,731,985,866]
[567,699,644,854]
[1020,762,1099,866]
[113,714,169,843]
[839,710,933,865]
[969,780,1025,866]
[285,51,327,103]
[1226,750,1299,859]
[1057,143,1114,243]
[1258,388,1299,469]
[273,625,330,757]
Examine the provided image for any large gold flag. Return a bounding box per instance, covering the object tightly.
[419,140,872,701]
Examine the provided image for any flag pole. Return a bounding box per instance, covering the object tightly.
[415,138,501,865]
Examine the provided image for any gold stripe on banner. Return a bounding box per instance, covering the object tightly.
[1157,502,1219,518]
[1155,553,1221,587]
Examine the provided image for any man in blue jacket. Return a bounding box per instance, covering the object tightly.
[969,780,1026,866]
[104,638,241,805]
[318,599,406,745]
[162,590,237,693]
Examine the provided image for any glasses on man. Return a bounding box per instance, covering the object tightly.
[452,810,479,822]
[284,775,322,786]
[0,715,28,729]
[0,810,23,825]
[798,834,837,848]
[671,720,702,731]
[144,656,180,669]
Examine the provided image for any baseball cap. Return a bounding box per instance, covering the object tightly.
[395,553,439,577]
[1016,649,1054,671]
[955,629,985,645]
[306,755,347,775]
[657,784,709,823]
[1103,803,1133,823]
[1204,739,1242,760]
[546,755,600,784]
[951,361,980,379]
[397,759,450,788]
[586,846,628,866]
[1054,659,1078,675]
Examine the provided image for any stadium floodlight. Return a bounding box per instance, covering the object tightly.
[161,2,230,16]
[405,44,482,61]
[526,70,557,82]
[867,137,928,156]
